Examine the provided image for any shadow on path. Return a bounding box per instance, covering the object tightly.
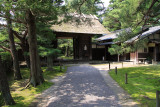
[34,64,138,107]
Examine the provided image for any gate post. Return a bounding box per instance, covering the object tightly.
[115,67,117,75]
[156,90,160,107]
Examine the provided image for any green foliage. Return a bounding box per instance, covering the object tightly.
[65,0,104,15]
[39,47,61,58]
[0,0,66,54]
[0,32,10,51]
[1,66,67,107]
[108,28,149,55]
[103,0,159,56]
[58,39,73,56]
[0,31,8,42]
[109,65,160,106]
[0,52,12,74]
[0,52,11,61]
[42,66,67,80]
[9,0,65,23]
[37,24,61,58]
[103,0,142,31]
[103,0,160,31]
[59,55,73,60]
[108,30,132,55]
[133,38,148,50]
[109,44,124,55]
[0,92,4,107]
[36,23,56,41]
[58,39,73,48]
[92,34,103,42]
[0,52,12,107]
[136,0,160,26]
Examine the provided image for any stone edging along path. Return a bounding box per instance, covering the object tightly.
[97,68,139,107]
[30,64,139,107]
[30,75,67,107]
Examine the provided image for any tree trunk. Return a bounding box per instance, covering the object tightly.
[0,57,15,105]
[26,10,44,87]
[6,12,22,80]
[118,54,120,62]
[65,46,69,57]
[24,55,30,69]
[21,42,30,69]
[67,46,69,57]
[46,56,54,71]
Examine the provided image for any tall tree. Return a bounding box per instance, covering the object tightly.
[14,0,65,86]
[105,0,160,56]
[25,9,44,86]
[65,0,105,15]
[108,29,148,59]
[37,23,61,71]
[12,30,30,69]
[0,0,104,86]
[0,56,15,105]
[1,0,65,86]
[0,1,22,80]
[136,0,160,26]
[103,0,142,31]
[6,11,22,80]
[103,0,160,31]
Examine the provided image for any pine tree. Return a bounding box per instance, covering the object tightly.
[0,56,15,105]
[12,0,65,86]
[0,1,22,80]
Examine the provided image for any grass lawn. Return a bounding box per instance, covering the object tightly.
[58,56,73,60]
[109,65,160,107]
[1,66,67,107]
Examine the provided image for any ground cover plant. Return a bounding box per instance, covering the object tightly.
[1,66,67,107]
[109,65,160,107]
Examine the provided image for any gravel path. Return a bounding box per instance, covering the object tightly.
[38,65,121,107]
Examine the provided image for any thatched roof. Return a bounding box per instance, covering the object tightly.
[50,13,110,34]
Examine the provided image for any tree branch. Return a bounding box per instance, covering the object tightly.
[78,0,86,14]
[132,0,159,31]
[23,29,28,38]
[0,45,10,52]
[0,14,26,25]
[0,40,9,44]
[0,23,7,27]
[11,18,27,25]
[15,42,22,47]
[12,30,23,41]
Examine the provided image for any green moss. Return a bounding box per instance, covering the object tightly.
[2,66,67,107]
[0,92,4,107]
[58,56,73,60]
[109,65,160,107]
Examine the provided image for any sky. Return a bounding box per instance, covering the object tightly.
[101,0,110,8]
[0,0,110,24]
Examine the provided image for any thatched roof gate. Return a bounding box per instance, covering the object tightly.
[51,13,109,60]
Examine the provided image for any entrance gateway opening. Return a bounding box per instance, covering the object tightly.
[57,38,73,60]
[50,13,109,60]
[55,32,92,60]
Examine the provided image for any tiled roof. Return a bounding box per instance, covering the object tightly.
[126,26,160,43]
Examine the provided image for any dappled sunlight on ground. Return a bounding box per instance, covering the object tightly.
[36,65,121,107]
[91,64,139,107]
[91,62,150,71]
[108,64,160,106]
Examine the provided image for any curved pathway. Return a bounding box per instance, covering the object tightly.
[37,65,121,107]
